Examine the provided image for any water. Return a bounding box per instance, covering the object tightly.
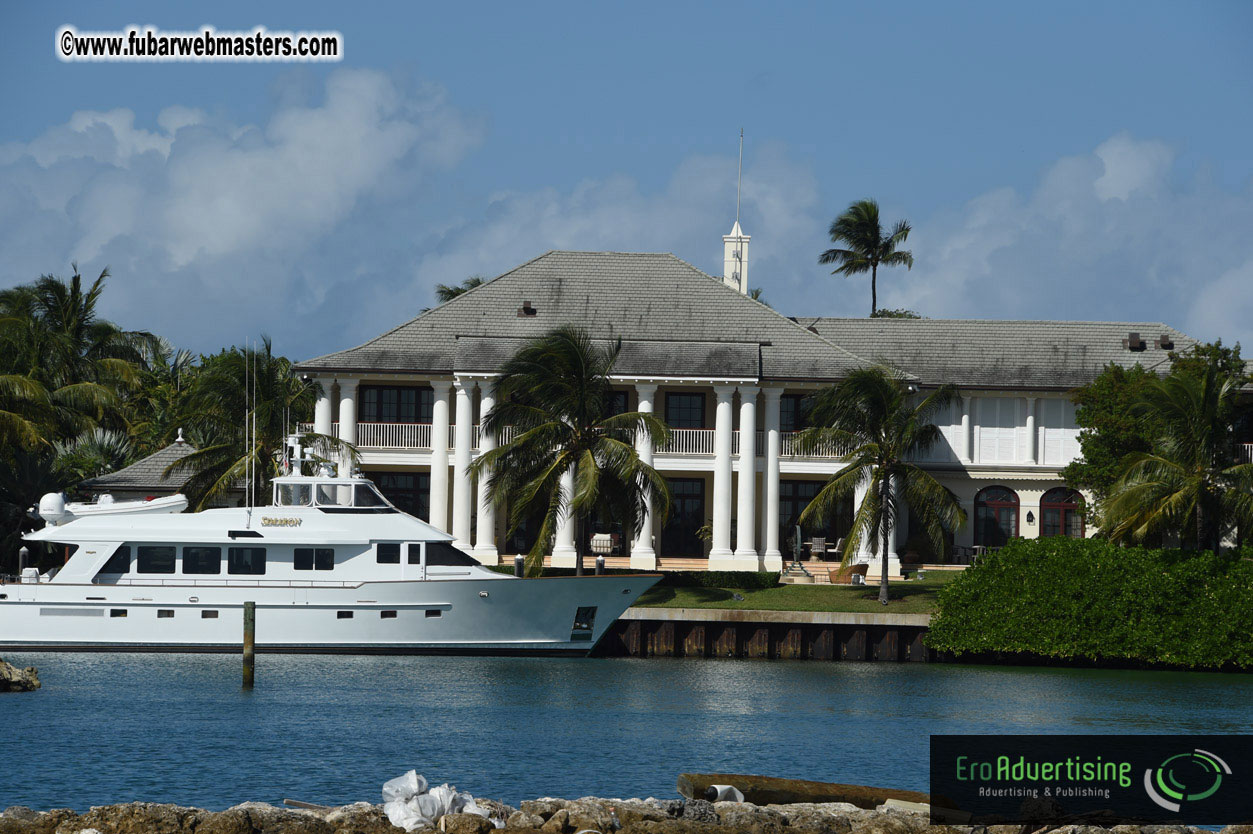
[2,653,1252,811]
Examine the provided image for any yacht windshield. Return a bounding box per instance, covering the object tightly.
[354,484,389,507]
[276,483,312,506]
[316,483,354,507]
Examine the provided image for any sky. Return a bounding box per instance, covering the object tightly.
[2,1,1252,361]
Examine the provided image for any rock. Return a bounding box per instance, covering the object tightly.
[3,809,78,834]
[439,814,494,834]
[617,821,726,834]
[506,812,546,830]
[763,805,855,834]
[643,801,684,819]
[323,803,397,834]
[562,800,615,832]
[475,800,515,824]
[520,802,565,821]
[0,659,40,693]
[201,803,331,834]
[539,809,569,833]
[1219,828,1253,834]
[680,801,717,825]
[712,802,784,834]
[70,802,204,834]
[848,812,928,834]
[609,801,669,827]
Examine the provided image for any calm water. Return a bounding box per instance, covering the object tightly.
[2,653,1252,811]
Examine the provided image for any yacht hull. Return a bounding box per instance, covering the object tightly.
[0,574,657,656]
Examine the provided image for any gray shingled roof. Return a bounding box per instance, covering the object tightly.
[79,440,195,492]
[794,318,1198,390]
[297,251,873,382]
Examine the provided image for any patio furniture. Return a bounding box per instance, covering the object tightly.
[828,563,869,585]
[807,537,827,561]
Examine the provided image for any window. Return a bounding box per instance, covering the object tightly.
[202,610,219,619]
[137,546,176,574]
[337,610,353,619]
[780,394,807,433]
[407,543,421,565]
[665,393,706,428]
[354,484,389,507]
[360,385,434,424]
[380,610,397,619]
[1040,488,1085,538]
[295,548,335,571]
[974,486,1020,548]
[110,609,127,618]
[183,546,222,575]
[102,546,131,574]
[374,472,430,520]
[424,542,479,567]
[376,543,400,564]
[157,609,174,618]
[424,609,441,618]
[976,398,1021,463]
[228,547,266,575]
[276,483,312,506]
[608,390,629,416]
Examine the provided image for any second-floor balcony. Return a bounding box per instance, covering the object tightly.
[300,422,844,459]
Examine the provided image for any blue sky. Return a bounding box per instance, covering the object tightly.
[2,1,1252,359]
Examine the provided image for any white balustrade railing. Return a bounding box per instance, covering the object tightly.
[1240,444,1253,464]
[779,430,841,458]
[658,428,716,455]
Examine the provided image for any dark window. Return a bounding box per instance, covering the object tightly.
[355,484,388,507]
[337,610,353,619]
[975,486,1020,548]
[110,609,127,618]
[157,609,174,618]
[424,542,479,566]
[315,548,334,570]
[376,543,400,564]
[102,546,131,574]
[360,385,433,424]
[665,393,706,428]
[779,480,851,559]
[294,548,314,571]
[1040,488,1085,538]
[380,610,397,619]
[183,546,221,575]
[227,547,266,575]
[780,394,808,433]
[608,390,629,416]
[373,472,430,520]
[424,609,441,618]
[202,610,218,619]
[660,477,706,558]
[407,543,421,565]
[137,546,176,574]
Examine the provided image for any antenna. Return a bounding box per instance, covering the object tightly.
[736,127,743,226]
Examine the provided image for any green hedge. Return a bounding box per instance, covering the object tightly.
[924,537,1253,670]
[486,564,779,590]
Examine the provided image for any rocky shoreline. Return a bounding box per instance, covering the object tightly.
[1,796,1248,834]
[0,658,40,692]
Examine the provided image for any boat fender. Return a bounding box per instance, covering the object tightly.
[704,785,746,803]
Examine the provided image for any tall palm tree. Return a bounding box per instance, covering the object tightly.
[819,199,914,316]
[471,326,671,575]
[434,276,487,304]
[167,338,323,509]
[797,367,965,605]
[1104,366,1253,553]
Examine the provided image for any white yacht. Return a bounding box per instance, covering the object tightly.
[1,444,657,655]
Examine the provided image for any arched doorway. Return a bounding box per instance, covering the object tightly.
[975,486,1019,548]
[1040,487,1085,538]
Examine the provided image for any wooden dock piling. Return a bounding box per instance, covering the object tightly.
[242,601,255,689]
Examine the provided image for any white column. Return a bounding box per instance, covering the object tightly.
[428,381,452,533]
[552,467,577,567]
[854,476,872,563]
[474,388,498,564]
[708,385,737,567]
[336,378,358,475]
[733,386,759,567]
[631,383,658,570]
[960,396,972,463]
[762,387,783,570]
[313,379,333,435]
[451,379,475,552]
[1026,397,1039,465]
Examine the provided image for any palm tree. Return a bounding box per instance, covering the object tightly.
[167,338,325,509]
[434,276,487,304]
[1104,365,1253,553]
[819,199,914,316]
[797,367,965,604]
[471,326,671,575]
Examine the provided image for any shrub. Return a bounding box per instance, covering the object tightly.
[484,564,779,589]
[924,537,1253,670]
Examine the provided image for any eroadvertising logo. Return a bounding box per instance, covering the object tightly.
[929,735,1251,826]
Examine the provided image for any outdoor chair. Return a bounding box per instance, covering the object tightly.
[807,537,827,561]
[828,563,869,586]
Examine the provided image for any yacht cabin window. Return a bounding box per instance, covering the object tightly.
[294,547,335,571]
[376,543,400,564]
[407,543,421,565]
[183,546,222,575]
[102,546,131,574]
[354,484,388,507]
[276,483,313,506]
[316,483,354,507]
[425,542,480,567]
[228,547,266,575]
[137,546,176,574]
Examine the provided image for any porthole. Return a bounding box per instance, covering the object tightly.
[201,610,218,619]
[380,610,397,619]
[157,609,174,618]
[337,611,353,619]
[424,609,441,619]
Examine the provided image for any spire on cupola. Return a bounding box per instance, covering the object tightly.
[722,129,749,294]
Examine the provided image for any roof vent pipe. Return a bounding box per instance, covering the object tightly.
[517,300,537,317]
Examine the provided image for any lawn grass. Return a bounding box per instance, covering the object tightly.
[633,570,961,614]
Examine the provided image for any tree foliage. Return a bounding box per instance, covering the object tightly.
[869,308,922,319]
[819,199,914,316]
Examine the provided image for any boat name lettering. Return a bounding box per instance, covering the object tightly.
[260,516,302,527]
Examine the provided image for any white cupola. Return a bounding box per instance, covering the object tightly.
[722,220,750,294]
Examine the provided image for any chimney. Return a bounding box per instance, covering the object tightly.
[1123,332,1146,352]
[722,221,750,294]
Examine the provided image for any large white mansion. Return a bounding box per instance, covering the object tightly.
[295,228,1196,575]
